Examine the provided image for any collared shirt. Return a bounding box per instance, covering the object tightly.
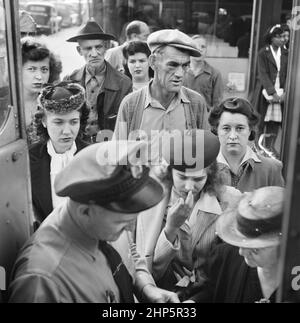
[85,64,106,121]
[183,60,223,108]
[139,82,188,136]
[217,146,269,191]
[9,203,121,303]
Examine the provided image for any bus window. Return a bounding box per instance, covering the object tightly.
[0,2,11,137]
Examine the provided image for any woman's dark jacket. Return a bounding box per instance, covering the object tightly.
[29,138,89,223]
[189,243,276,303]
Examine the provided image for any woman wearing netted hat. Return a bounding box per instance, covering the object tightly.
[185,186,284,303]
[209,97,284,192]
[21,37,62,143]
[29,82,89,224]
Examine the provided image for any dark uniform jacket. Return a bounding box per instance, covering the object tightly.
[29,139,88,223]
[64,62,132,131]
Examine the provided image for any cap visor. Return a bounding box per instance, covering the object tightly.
[67,33,116,42]
[216,209,281,249]
[103,177,164,213]
[169,44,201,57]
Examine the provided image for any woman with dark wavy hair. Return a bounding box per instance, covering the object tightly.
[209,97,284,192]
[29,82,89,224]
[135,130,241,296]
[21,37,62,138]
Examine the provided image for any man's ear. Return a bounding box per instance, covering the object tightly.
[148,54,156,71]
[76,45,83,56]
[77,204,90,219]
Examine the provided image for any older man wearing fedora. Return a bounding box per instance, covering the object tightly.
[64,20,132,141]
[185,186,284,303]
[8,141,179,303]
[113,29,209,140]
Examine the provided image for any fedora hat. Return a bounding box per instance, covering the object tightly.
[153,129,220,175]
[67,20,116,42]
[216,186,284,248]
[55,140,163,213]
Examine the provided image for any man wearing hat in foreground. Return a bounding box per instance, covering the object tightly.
[114,29,209,140]
[9,141,179,303]
[184,186,284,303]
[64,20,132,140]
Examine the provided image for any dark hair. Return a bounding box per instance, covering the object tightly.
[21,37,62,83]
[169,161,224,196]
[122,41,154,79]
[33,103,89,143]
[123,41,151,59]
[264,25,284,45]
[208,97,260,141]
[202,161,224,195]
[281,24,290,33]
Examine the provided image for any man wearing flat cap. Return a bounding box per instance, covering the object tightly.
[64,20,132,141]
[8,141,179,303]
[114,29,209,140]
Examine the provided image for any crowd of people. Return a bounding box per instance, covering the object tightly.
[5,17,290,303]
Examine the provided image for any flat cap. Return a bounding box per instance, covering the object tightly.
[147,29,201,57]
[54,141,163,213]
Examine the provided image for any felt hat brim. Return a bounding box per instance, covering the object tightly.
[67,33,116,42]
[216,208,281,249]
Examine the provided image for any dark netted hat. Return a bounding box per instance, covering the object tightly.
[38,81,85,114]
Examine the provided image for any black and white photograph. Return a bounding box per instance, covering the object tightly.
[0,0,299,310]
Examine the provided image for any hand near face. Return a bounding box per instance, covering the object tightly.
[165,191,194,244]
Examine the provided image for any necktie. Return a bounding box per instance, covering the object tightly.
[98,241,134,303]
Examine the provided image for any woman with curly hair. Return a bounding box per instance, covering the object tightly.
[135,130,241,295]
[29,82,89,224]
[209,97,284,192]
[21,37,62,141]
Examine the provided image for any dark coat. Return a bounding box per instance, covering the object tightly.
[29,139,88,223]
[252,46,288,132]
[64,62,132,131]
[189,243,277,303]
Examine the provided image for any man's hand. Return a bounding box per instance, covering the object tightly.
[142,284,180,303]
[165,191,194,244]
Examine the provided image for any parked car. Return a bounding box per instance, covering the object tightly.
[25,2,62,35]
[55,3,73,28]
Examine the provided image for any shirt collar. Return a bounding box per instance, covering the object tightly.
[85,64,106,86]
[217,146,261,168]
[144,81,190,110]
[195,191,222,215]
